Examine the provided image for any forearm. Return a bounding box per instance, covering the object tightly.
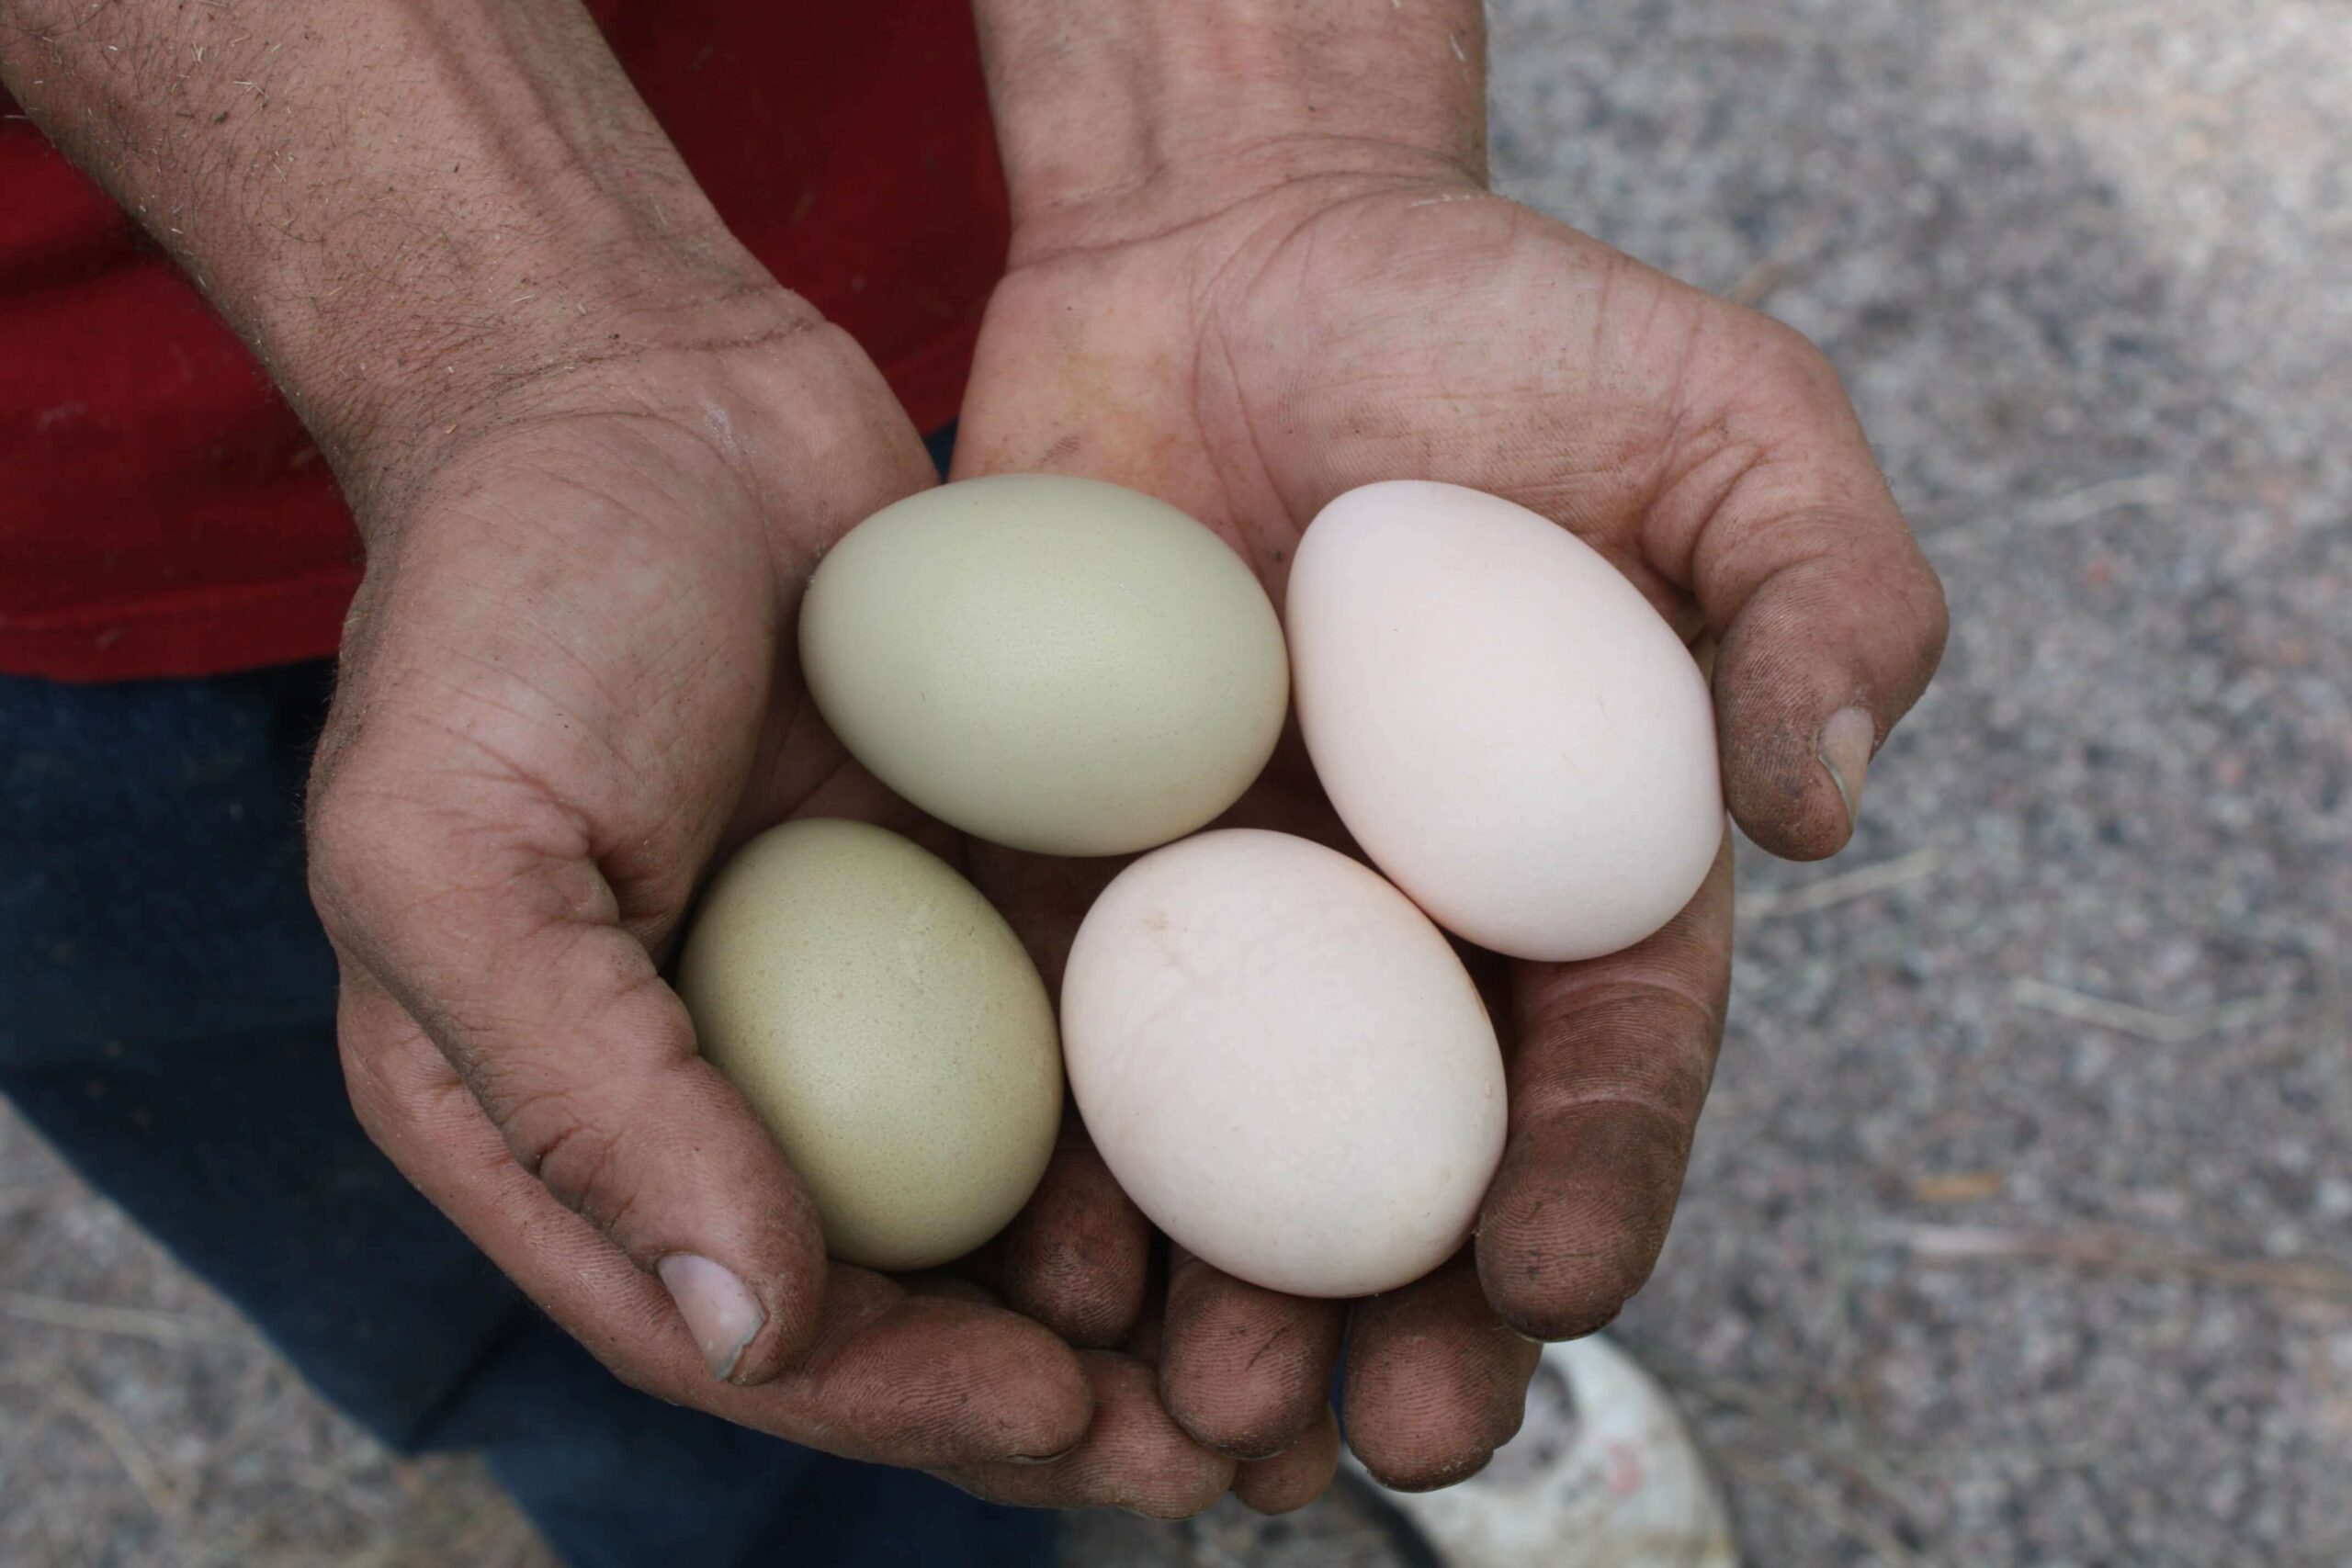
[971,0,1488,252]
[0,0,784,481]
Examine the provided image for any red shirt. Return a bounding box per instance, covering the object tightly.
[0,0,1007,682]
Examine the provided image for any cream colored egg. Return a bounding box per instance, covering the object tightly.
[1061,829,1506,1299]
[798,475,1288,857]
[676,818,1061,1271]
[1287,481,1724,963]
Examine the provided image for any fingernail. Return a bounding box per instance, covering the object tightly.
[1816,706,1876,831]
[658,1254,764,1382]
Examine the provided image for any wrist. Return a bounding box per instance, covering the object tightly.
[300,251,808,507]
[974,0,1488,263]
[236,64,789,476]
[338,286,932,582]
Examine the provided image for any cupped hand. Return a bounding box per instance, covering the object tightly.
[949,170,1948,1500]
[303,295,1130,1482]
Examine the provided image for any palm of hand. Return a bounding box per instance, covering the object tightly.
[310,191,1939,1510]
[951,179,1942,1490]
[310,343,1120,1477]
[961,187,1729,609]
[317,344,1341,1514]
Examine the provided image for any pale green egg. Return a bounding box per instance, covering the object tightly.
[676,818,1061,1271]
[798,475,1289,856]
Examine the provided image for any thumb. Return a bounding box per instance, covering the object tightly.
[1659,319,1950,860]
[309,747,830,1386]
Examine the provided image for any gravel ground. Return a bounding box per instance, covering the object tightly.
[6,0,2348,1563]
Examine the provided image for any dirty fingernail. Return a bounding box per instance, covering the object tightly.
[659,1254,764,1381]
[1816,706,1877,833]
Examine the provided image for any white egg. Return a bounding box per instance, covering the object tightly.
[1061,829,1505,1299]
[1287,480,1724,963]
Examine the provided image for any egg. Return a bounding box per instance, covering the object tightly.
[1061,829,1506,1298]
[799,475,1289,856]
[675,818,1062,1271]
[1286,480,1724,964]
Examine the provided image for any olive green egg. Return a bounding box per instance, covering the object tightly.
[675,818,1061,1271]
[797,474,1289,856]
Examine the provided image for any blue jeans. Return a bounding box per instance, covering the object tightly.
[0,430,1054,1568]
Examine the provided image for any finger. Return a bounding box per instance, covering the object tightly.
[941,1352,1236,1517]
[899,1271,1003,1309]
[1648,312,1949,860]
[997,1113,1151,1348]
[308,743,832,1384]
[778,1278,1091,1466]
[1476,835,1733,1339]
[1342,1253,1542,1492]
[1122,1255,1169,1364]
[1231,1405,1341,1515]
[1159,1245,1346,1459]
[337,969,1094,1464]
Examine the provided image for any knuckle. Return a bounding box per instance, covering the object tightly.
[1512,1074,1710,1141]
[1528,965,1725,1029]
[1912,560,1956,662]
[1752,314,1840,389]
[302,745,430,931]
[301,776,373,905]
[498,1085,643,1232]
[1510,987,1721,1135]
[336,1050,401,1152]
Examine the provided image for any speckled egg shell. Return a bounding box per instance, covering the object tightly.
[798,474,1289,857]
[676,818,1062,1271]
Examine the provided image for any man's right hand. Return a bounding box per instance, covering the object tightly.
[301,300,1065,1461]
[299,300,1229,1509]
